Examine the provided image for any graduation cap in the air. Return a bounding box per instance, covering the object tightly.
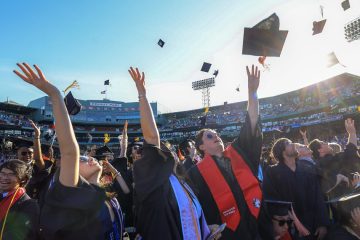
[242,13,288,57]
[265,200,292,216]
[341,0,350,11]
[213,70,219,78]
[64,91,82,115]
[201,62,212,72]
[326,52,345,68]
[94,145,114,159]
[158,39,165,48]
[312,19,327,35]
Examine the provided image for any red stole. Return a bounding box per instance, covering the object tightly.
[280,231,293,240]
[0,188,25,221]
[197,145,262,232]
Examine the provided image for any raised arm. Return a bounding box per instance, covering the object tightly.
[246,65,260,135]
[29,119,45,170]
[345,118,357,147]
[14,63,79,187]
[119,120,128,158]
[128,67,160,147]
[300,129,309,146]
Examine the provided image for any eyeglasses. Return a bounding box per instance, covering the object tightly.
[0,172,17,178]
[21,151,33,156]
[273,218,293,227]
[80,156,90,162]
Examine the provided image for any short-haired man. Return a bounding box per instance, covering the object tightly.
[188,65,272,239]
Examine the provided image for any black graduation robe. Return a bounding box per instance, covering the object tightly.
[133,142,182,240]
[39,173,107,240]
[187,113,273,240]
[1,192,39,240]
[325,225,359,240]
[133,142,209,240]
[263,161,330,238]
[111,156,134,228]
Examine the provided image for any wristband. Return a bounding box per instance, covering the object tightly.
[138,94,146,100]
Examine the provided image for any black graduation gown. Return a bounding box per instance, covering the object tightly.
[133,142,184,240]
[111,157,134,228]
[263,162,330,238]
[324,225,359,240]
[187,113,273,240]
[26,160,54,201]
[1,192,39,240]
[39,174,107,240]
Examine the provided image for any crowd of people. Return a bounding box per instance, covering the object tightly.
[0,62,360,240]
[162,78,360,131]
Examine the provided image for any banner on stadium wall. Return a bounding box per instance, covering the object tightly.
[89,102,123,108]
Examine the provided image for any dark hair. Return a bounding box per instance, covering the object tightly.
[195,129,212,157]
[336,194,360,227]
[309,139,322,160]
[0,160,32,187]
[271,138,290,163]
[179,139,192,156]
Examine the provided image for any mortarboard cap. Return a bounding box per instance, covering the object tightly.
[158,39,165,48]
[201,62,212,72]
[213,70,219,77]
[94,145,114,159]
[327,191,360,224]
[265,200,292,216]
[312,19,327,35]
[341,0,350,11]
[326,52,340,67]
[64,91,82,115]
[242,13,288,57]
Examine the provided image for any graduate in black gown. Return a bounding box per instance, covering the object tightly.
[14,63,124,240]
[187,65,273,240]
[263,138,330,240]
[128,67,221,240]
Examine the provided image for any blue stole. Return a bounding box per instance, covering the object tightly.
[169,174,210,240]
[109,198,124,240]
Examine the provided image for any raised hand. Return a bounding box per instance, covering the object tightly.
[29,119,41,138]
[246,64,260,94]
[300,129,307,137]
[13,63,59,96]
[351,207,360,226]
[128,67,146,96]
[345,118,356,134]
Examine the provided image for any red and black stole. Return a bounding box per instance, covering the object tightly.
[197,145,262,231]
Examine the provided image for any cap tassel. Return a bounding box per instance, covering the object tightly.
[289,205,310,237]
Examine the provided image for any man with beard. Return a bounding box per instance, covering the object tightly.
[263,138,329,240]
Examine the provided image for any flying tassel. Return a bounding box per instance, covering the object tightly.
[63,80,80,94]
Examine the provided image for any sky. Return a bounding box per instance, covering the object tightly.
[0,0,359,113]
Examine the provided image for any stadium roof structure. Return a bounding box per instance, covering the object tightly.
[0,101,37,115]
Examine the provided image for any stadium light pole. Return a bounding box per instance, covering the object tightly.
[192,77,215,108]
[344,16,360,42]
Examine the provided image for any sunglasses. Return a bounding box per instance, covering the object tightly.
[21,151,33,156]
[273,218,293,227]
[80,156,90,162]
[205,132,220,139]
